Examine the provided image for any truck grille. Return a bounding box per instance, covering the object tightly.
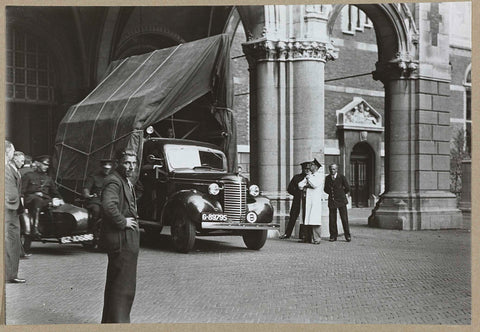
[223,182,247,223]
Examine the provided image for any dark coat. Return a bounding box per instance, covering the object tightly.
[100,170,140,324]
[287,173,306,202]
[324,174,350,208]
[21,170,61,204]
[5,163,22,280]
[100,171,139,252]
[5,163,21,210]
[84,171,108,206]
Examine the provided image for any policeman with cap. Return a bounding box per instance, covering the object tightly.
[21,155,64,236]
[83,159,114,237]
[279,161,311,239]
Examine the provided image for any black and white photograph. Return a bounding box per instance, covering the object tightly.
[3,1,474,329]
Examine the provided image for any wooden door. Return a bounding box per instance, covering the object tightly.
[349,156,369,207]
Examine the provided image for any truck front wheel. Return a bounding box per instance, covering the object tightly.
[242,230,267,250]
[170,211,196,253]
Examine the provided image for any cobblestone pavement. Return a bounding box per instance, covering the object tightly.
[5,219,471,326]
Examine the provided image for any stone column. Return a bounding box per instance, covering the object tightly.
[368,57,462,230]
[243,37,337,230]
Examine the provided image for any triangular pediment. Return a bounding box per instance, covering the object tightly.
[336,97,383,131]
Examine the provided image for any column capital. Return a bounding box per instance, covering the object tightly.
[242,38,338,67]
[373,52,419,82]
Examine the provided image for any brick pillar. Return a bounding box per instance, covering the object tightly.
[459,159,471,229]
[369,60,462,230]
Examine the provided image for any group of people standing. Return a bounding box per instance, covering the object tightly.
[280,160,351,243]
[4,140,140,323]
[4,141,65,284]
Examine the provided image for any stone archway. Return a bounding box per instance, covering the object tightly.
[239,3,461,230]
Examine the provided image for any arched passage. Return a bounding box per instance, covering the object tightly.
[239,3,460,231]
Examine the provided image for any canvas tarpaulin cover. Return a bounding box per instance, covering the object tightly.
[54,34,236,195]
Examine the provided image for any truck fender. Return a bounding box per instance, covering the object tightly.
[160,190,222,227]
[247,196,274,224]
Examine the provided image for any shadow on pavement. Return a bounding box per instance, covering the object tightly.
[140,232,249,254]
[27,243,90,256]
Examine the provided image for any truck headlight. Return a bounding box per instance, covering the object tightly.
[146,126,154,134]
[208,183,220,195]
[249,185,260,197]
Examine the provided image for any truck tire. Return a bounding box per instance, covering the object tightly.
[170,211,195,253]
[21,234,32,253]
[242,230,267,250]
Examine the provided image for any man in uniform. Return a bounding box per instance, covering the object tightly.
[279,161,311,239]
[83,159,113,239]
[21,155,64,236]
[100,150,140,323]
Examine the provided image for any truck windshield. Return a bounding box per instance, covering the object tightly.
[164,144,227,172]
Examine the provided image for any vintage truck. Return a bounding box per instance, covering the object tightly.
[53,34,278,253]
[136,135,276,252]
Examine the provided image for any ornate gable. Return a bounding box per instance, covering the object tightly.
[336,97,384,132]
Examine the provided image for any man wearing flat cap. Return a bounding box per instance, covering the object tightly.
[83,159,114,242]
[298,158,323,244]
[279,161,311,239]
[21,155,64,236]
[324,163,351,242]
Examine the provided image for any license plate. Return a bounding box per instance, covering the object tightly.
[201,213,228,222]
[60,233,94,244]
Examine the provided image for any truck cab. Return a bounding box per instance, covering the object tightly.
[137,137,277,253]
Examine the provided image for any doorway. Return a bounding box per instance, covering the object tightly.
[349,142,374,207]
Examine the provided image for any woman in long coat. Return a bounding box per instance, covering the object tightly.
[298,159,323,244]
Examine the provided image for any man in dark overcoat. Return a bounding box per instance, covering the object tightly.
[4,140,25,283]
[100,150,140,324]
[324,163,351,242]
[279,161,311,239]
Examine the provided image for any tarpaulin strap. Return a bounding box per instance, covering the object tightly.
[89,130,143,156]
[109,44,183,157]
[55,143,89,156]
[83,51,162,182]
[55,57,129,183]
[56,182,82,196]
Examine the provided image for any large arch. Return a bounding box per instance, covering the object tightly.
[239,3,460,231]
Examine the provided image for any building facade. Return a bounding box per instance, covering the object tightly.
[5,3,471,231]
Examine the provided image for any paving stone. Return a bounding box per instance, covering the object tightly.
[5,218,471,326]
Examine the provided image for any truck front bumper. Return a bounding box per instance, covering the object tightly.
[201,222,279,230]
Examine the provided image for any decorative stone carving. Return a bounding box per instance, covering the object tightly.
[242,38,338,66]
[336,97,384,132]
[360,131,368,141]
[400,3,419,44]
[373,52,419,82]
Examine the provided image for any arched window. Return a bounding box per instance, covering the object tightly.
[6,28,56,104]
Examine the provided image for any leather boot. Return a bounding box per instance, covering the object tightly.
[32,208,41,238]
